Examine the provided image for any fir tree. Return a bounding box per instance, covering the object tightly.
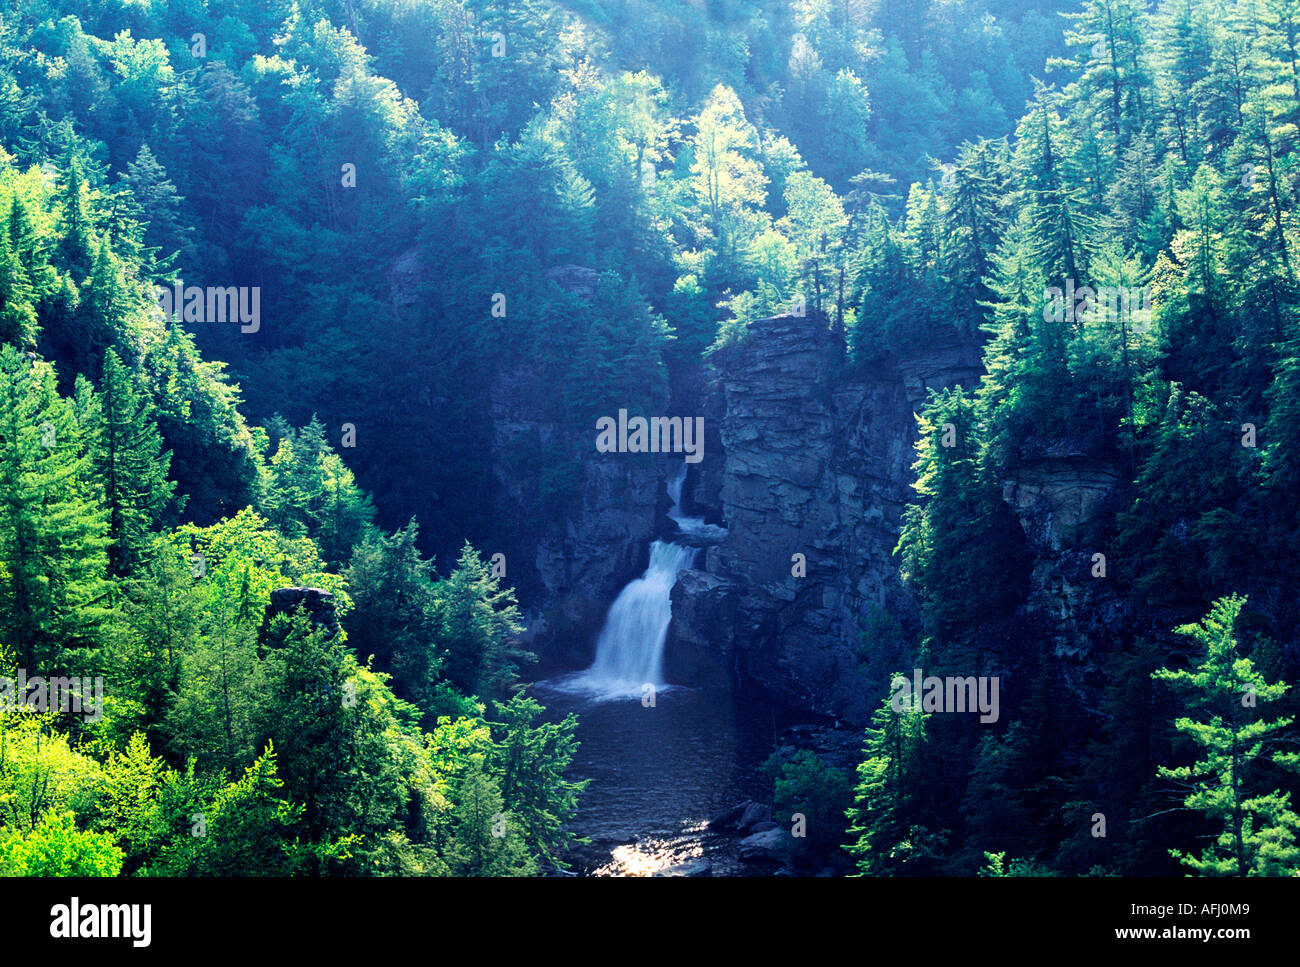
[76,349,178,576]
[1152,595,1300,876]
[0,345,110,668]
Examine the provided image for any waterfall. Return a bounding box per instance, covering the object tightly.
[578,539,697,694]
[560,463,709,699]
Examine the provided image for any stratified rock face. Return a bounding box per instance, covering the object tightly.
[489,359,665,667]
[1002,454,1129,695]
[1002,455,1119,554]
[545,264,602,300]
[666,569,736,685]
[388,248,425,311]
[670,312,984,724]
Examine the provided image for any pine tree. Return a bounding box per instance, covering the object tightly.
[940,139,1005,337]
[0,216,36,348]
[120,143,193,269]
[1016,96,1097,286]
[487,694,587,868]
[434,541,532,700]
[76,349,178,576]
[1152,595,1300,876]
[897,387,1028,643]
[342,519,441,703]
[56,161,96,280]
[0,345,110,668]
[264,416,374,568]
[845,691,944,875]
[443,759,535,876]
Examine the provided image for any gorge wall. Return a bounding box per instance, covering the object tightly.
[669,312,1130,726]
[500,305,1129,725]
[668,313,984,724]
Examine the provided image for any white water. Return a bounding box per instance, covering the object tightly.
[667,468,729,543]
[554,464,720,700]
[577,539,697,694]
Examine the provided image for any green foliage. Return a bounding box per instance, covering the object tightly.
[978,851,1056,877]
[0,809,122,876]
[1153,595,1300,876]
[764,748,854,869]
[434,542,533,702]
[846,692,944,876]
[897,387,1028,643]
[5,0,1300,882]
[0,711,100,832]
[262,415,375,568]
[75,348,179,575]
[487,693,587,868]
[0,346,110,668]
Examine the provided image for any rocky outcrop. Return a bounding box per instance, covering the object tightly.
[263,587,340,640]
[1001,450,1129,696]
[663,309,1133,722]
[490,361,666,666]
[1001,453,1119,554]
[489,290,1126,718]
[737,827,787,863]
[665,569,736,685]
[667,312,983,724]
[545,264,602,300]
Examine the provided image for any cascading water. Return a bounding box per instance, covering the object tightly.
[558,463,719,699]
[534,463,766,876]
[577,539,697,694]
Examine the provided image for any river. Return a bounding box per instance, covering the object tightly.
[533,462,785,875]
[534,679,783,875]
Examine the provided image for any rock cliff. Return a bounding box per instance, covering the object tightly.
[669,312,984,723]
[500,304,1130,723]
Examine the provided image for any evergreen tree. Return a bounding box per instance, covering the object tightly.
[845,691,945,875]
[0,346,110,668]
[434,542,532,701]
[1153,595,1300,876]
[487,694,586,868]
[76,349,178,576]
[0,217,37,348]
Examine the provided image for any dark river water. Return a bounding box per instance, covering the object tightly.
[532,678,784,875]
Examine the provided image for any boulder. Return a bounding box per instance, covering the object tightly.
[737,827,787,863]
[707,800,754,832]
[736,801,773,834]
[653,859,712,877]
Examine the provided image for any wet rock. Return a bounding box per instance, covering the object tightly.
[738,827,787,863]
[707,800,754,832]
[776,724,865,771]
[666,570,737,685]
[707,799,776,835]
[594,831,637,846]
[654,859,712,877]
[736,801,773,834]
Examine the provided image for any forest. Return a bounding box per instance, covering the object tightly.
[0,0,1297,879]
